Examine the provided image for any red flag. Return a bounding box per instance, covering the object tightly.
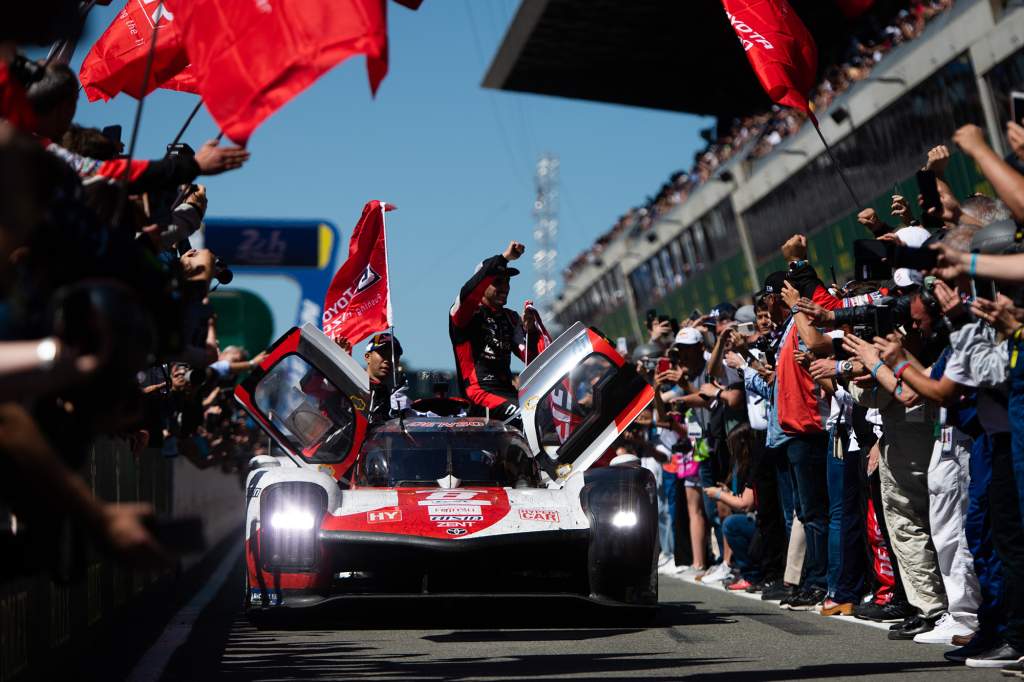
[721,0,818,113]
[159,65,199,94]
[79,0,198,102]
[322,200,393,344]
[836,0,874,19]
[163,0,390,144]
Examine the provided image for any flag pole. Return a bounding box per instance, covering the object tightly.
[380,202,406,431]
[112,1,163,227]
[171,98,204,146]
[122,2,164,179]
[810,115,861,208]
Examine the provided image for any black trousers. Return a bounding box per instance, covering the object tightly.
[990,433,1024,650]
[752,431,786,581]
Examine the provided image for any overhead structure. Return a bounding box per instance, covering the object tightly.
[483,0,853,118]
[532,154,559,318]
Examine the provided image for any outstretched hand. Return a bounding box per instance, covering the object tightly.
[195,140,250,175]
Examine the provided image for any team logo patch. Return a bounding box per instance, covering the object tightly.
[367,509,402,523]
[518,509,560,522]
[446,527,468,536]
[356,264,382,293]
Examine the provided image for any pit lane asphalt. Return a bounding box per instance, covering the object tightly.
[150,554,1006,682]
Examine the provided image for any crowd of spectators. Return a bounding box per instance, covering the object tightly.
[1,18,266,575]
[563,0,955,285]
[610,111,1024,671]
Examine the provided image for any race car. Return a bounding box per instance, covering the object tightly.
[234,321,657,615]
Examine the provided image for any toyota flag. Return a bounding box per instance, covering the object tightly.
[322,200,393,344]
[79,0,197,101]
[721,0,819,114]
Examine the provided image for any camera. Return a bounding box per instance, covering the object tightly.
[184,366,216,388]
[645,309,680,335]
[147,144,197,227]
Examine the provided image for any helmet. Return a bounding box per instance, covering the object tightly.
[363,449,390,486]
[631,342,665,363]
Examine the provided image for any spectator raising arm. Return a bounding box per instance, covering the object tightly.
[953,124,1024,223]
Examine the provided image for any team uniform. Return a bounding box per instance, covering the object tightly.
[449,254,542,419]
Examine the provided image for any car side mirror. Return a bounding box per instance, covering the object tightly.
[248,455,280,471]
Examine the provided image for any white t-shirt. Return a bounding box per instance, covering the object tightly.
[944,352,1010,436]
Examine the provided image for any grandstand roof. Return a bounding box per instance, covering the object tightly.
[483,0,853,117]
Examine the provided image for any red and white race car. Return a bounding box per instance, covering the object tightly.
[235,322,656,615]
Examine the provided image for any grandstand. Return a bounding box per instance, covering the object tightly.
[485,0,1022,343]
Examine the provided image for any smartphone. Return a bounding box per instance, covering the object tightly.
[144,516,206,554]
[615,337,629,357]
[1012,91,1024,125]
[917,169,942,213]
[689,308,702,321]
[656,357,672,374]
[893,244,939,270]
[735,321,756,335]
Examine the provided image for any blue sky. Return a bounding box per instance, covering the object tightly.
[65,0,710,368]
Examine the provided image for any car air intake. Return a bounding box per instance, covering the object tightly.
[260,482,327,571]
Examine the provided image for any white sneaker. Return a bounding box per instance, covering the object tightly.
[698,562,731,584]
[658,562,680,576]
[913,613,976,644]
[657,553,673,567]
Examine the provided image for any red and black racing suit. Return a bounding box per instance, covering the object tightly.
[449,254,541,420]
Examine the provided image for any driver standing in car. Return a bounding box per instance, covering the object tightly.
[334,332,409,426]
[449,241,544,420]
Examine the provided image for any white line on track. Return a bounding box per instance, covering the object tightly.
[126,546,242,682]
[663,571,894,632]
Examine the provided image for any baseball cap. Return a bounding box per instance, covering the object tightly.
[709,302,737,320]
[366,332,403,357]
[895,226,931,248]
[474,259,520,277]
[674,327,703,346]
[735,304,755,325]
[758,271,788,298]
[892,268,923,289]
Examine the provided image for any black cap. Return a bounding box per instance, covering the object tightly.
[758,271,788,298]
[709,302,737,320]
[365,332,403,357]
[475,260,521,278]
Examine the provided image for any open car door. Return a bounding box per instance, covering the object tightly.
[235,323,370,480]
[518,322,654,486]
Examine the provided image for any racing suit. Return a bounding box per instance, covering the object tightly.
[449,254,541,419]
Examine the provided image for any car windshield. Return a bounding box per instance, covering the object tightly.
[358,431,535,487]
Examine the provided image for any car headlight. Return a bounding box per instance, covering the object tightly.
[611,510,637,528]
[260,482,327,571]
[270,509,316,531]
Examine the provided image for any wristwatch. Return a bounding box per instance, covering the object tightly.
[839,360,854,376]
[791,304,800,315]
